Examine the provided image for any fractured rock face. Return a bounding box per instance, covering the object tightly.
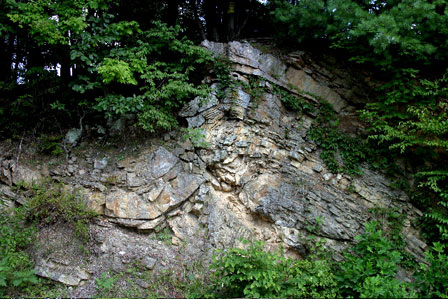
[0,41,429,291]
[105,169,204,222]
[224,88,251,120]
[105,190,161,219]
[178,40,426,259]
[149,147,178,179]
[285,67,347,112]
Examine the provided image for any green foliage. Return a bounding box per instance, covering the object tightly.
[418,171,448,241]
[18,180,98,244]
[2,1,213,137]
[414,242,448,298]
[7,0,89,45]
[272,0,332,46]
[359,276,414,299]
[278,257,337,299]
[182,128,210,149]
[97,58,138,85]
[362,71,448,154]
[96,271,117,293]
[362,71,448,242]
[94,22,212,132]
[336,221,414,298]
[0,207,38,296]
[93,259,210,298]
[271,0,448,68]
[273,85,314,114]
[35,134,64,156]
[308,101,366,175]
[213,55,234,100]
[149,227,173,245]
[210,240,337,298]
[18,280,69,298]
[246,76,265,108]
[369,207,417,269]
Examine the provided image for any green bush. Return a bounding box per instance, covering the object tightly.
[0,207,38,296]
[362,71,448,243]
[94,22,212,132]
[210,240,337,298]
[360,275,413,299]
[336,221,414,298]
[414,242,448,298]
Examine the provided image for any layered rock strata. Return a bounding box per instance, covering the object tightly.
[0,41,426,288]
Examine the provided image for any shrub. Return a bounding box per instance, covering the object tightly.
[0,207,38,296]
[336,221,414,298]
[360,275,414,298]
[210,240,337,298]
[414,242,448,298]
[361,70,448,243]
[94,22,212,133]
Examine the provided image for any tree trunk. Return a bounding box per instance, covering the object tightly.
[191,0,206,40]
[0,35,13,82]
[204,0,219,41]
[164,0,179,26]
[227,1,235,41]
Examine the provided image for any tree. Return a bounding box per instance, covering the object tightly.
[271,0,448,69]
[0,0,216,137]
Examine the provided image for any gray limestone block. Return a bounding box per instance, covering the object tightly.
[179,97,201,117]
[187,115,205,128]
[228,41,261,69]
[35,260,90,286]
[141,256,157,270]
[149,147,178,179]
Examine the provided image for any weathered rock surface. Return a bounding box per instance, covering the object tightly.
[0,41,426,293]
[35,261,90,286]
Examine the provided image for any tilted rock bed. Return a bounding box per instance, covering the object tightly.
[0,41,426,296]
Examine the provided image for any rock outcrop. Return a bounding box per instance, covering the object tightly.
[0,41,426,291]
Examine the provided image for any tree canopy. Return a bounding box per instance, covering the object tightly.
[271,0,448,70]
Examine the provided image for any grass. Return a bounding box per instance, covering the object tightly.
[150,227,174,245]
[94,260,211,298]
